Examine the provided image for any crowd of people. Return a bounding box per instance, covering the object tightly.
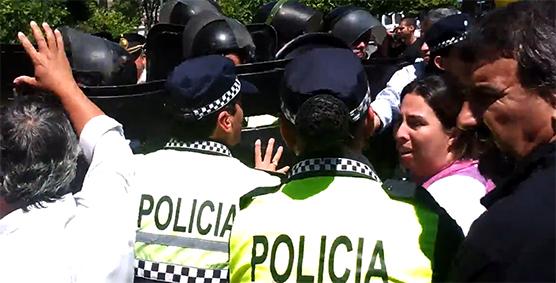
[0,0,555,282]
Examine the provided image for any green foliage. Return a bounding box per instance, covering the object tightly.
[0,0,142,43]
[0,0,69,43]
[218,0,459,24]
[76,0,140,38]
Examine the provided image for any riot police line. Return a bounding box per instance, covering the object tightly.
[1,0,407,172]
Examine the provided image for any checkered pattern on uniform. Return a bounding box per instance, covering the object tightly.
[348,87,371,122]
[288,157,381,182]
[430,32,468,53]
[280,86,371,125]
[192,78,241,120]
[164,139,232,157]
[135,259,229,283]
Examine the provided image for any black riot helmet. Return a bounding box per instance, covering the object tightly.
[183,11,256,64]
[159,0,221,26]
[253,1,323,47]
[59,27,137,86]
[325,6,386,47]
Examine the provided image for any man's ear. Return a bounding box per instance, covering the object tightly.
[434,55,446,70]
[216,110,233,134]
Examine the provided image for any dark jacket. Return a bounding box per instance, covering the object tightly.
[451,142,556,282]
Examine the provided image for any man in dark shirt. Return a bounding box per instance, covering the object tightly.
[394,17,421,61]
[454,1,556,282]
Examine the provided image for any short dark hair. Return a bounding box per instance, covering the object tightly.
[400,17,417,28]
[460,1,556,105]
[0,94,79,208]
[169,96,239,142]
[401,75,478,159]
[294,94,352,154]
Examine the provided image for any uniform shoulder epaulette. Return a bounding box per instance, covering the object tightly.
[239,184,282,210]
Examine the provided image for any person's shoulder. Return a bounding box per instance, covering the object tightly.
[239,183,283,210]
[427,175,486,195]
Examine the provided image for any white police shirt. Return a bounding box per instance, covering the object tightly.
[370,59,426,131]
[0,115,136,283]
[77,116,281,282]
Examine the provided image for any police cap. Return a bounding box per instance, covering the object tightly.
[425,13,473,53]
[119,33,146,60]
[165,55,242,121]
[280,48,371,124]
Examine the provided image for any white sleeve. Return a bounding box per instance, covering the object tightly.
[370,63,420,131]
[426,175,487,236]
[73,115,137,282]
[77,115,135,202]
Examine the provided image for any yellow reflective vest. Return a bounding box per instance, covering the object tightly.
[230,157,460,283]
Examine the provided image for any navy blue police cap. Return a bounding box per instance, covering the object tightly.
[280,47,371,124]
[165,55,242,121]
[425,13,473,53]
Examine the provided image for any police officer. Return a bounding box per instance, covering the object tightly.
[182,11,256,65]
[371,13,472,134]
[158,0,220,26]
[229,48,463,282]
[324,5,386,59]
[119,33,147,83]
[253,0,323,48]
[133,56,281,282]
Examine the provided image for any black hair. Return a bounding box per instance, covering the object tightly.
[460,0,556,105]
[0,94,79,208]
[400,17,417,28]
[294,94,351,154]
[400,75,478,159]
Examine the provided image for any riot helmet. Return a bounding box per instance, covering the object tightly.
[59,27,137,86]
[159,0,221,26]
[253,1,323,47]
[183,11,256,64]
[325,6,386,48]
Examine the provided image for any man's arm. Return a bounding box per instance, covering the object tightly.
[14,21,102,136]
[370,62,422,132]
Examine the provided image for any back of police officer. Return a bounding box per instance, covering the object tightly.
[229,48,463,282]
[133,56,280,282]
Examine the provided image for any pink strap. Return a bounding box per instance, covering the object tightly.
[422,160,495,192]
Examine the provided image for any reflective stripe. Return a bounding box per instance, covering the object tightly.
[137,231,229,253]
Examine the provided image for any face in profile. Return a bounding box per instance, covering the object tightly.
[458,58,555,158]
[395,92,455,182]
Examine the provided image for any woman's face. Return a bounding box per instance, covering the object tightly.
[395,92,456,182]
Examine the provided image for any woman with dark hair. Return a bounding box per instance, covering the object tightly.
[394,74,493,234]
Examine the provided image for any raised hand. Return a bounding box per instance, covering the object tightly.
[254,138,290,174]
[14,21,78,95]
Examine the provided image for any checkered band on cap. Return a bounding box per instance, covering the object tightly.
[135,259,229,283]
[430,32,468,53]
[192,78,241,120]
[164,139,232,157]
[281,87,371,125]
[288,157,381,182]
